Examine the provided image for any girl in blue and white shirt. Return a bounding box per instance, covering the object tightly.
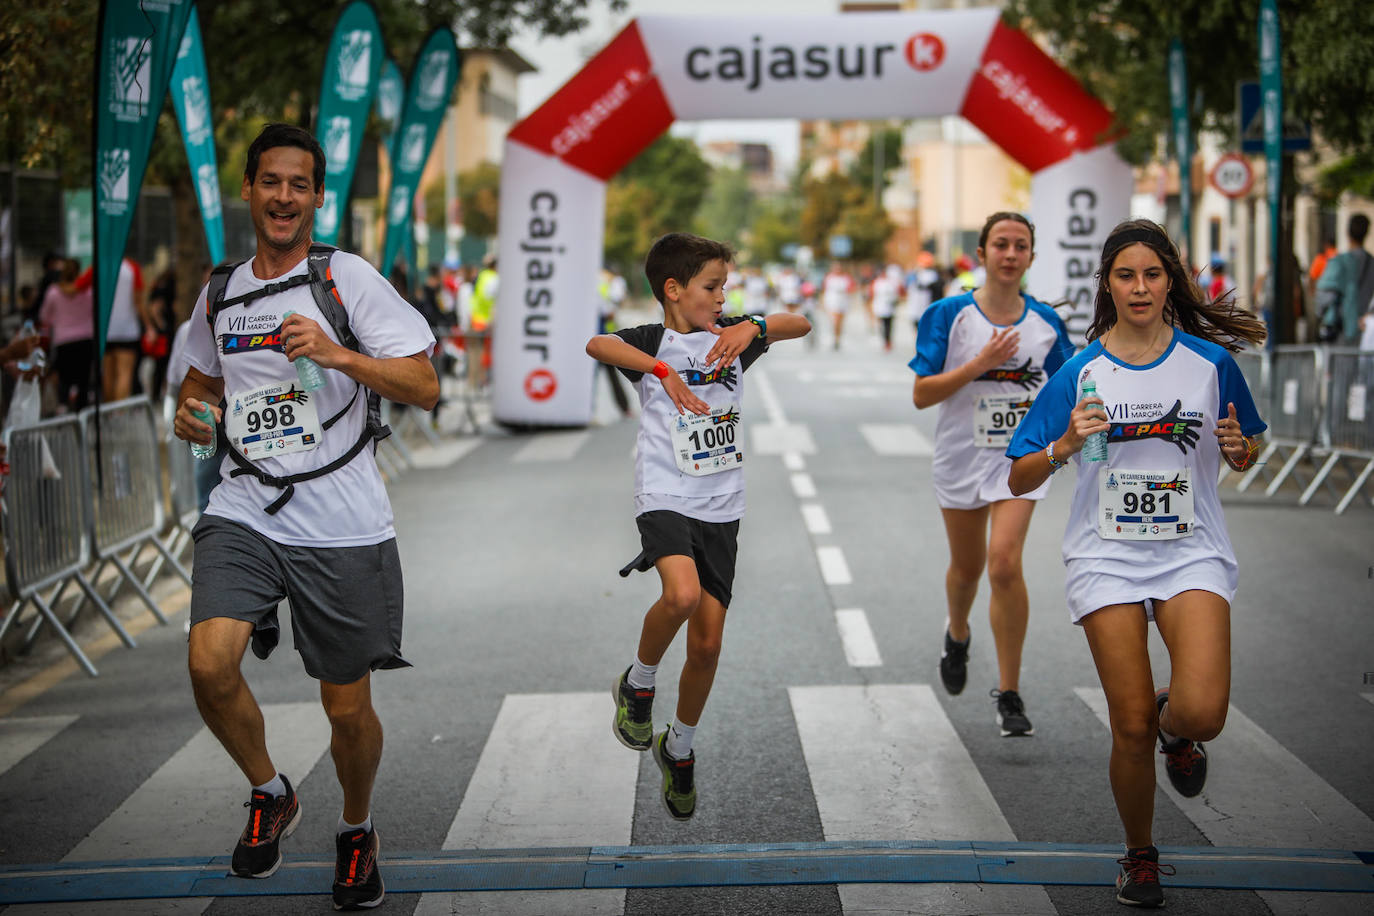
[909,212,1074,738]
[1007,219,1267,909]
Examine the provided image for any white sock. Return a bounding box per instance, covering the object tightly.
[1157,701,1179,744]
[627,656,657,690]
[253,774,285,797]
[665,718,696,759]
[338,814,372,836]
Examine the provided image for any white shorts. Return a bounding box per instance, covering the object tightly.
[933,455,1050,511]
[1065,556,1237,625]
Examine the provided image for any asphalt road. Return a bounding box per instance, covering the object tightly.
[2,309,1371,916]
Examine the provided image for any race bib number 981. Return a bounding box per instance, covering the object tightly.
[1099,468,1194,540]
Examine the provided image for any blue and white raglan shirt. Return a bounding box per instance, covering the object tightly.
[909,292,1075,509]
[1007,330,1266,620]
[615,317,768,522]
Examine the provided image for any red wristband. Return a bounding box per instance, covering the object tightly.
[651,360,671,380]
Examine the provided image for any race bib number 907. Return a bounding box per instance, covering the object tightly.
[1099,468,1194,540]
[973,393,1033,448]
[672,406,744,476]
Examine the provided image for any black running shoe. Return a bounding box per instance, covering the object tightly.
[613,667,654,751]
[651,730,697,819]
[1156,689,1208,797]
[230,774,301,878]
[991,688,1034,737]
[938,630,969,695]
[333,826,384,910]
[1115,845,1175,908]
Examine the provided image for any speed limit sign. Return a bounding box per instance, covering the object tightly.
[1209,153,1254,198]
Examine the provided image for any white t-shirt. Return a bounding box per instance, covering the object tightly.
[822,272,852,312]
[776,272,801,306]
[107,259,143,343]
[871,273,900,318]
[909,292,1075,507]
[614,318,768,522]
[184,250,435,547]
[1008,331,1266,580]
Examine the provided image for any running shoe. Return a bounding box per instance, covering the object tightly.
[333,826,384,910]
[230,774,301,878]
[1156,688,1207,797]
[938,630,969,695]
[612,667,654,751]
[991,688,1034,737]
[1114,845,1175,908]
[651,730,697,820]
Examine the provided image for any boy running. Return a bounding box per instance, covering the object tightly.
[587,232,810,819]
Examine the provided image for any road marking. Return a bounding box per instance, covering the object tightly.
[1363,693,1374,708]
[411,438,482,469]
[9,703,332,916]
[512,431,590,462]
[790,685,1055,915]
[860,422,934,456]
[834,610,882,667]
[1076,687,1374,916]
[790,473,817,499]
[783,451,805,471]
[750,422,816,455]
[752,366,787,424]
[0,715,77,778]
[816,546,852,585]
[414,692,637,916]
[801,503,831,534]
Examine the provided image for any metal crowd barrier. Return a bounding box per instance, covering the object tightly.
[1,416,129,677]
[1225,345,1374,513]
[1301,348,1374,513]
[143,412,203,589]
[64,398,187,631]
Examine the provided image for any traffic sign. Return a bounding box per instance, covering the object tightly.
[1209,153,1254,198]
[1238,80,1310,153]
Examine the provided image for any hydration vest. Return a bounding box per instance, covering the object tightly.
[204,243,390,515]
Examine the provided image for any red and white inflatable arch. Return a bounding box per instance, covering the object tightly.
[492,9,1130,426]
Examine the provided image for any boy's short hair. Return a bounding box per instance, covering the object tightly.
[1348,213,1370,245]
[644,232,734,305]
[246,123,326,192]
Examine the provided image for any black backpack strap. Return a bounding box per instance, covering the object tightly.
[219,417,377,515]
[204,261,244,331]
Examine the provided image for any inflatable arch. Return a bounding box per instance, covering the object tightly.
[492,9,1131,426]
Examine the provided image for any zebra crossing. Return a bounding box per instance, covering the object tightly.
[3,680,1371,912]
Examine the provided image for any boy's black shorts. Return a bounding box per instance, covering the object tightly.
[618,510,739,608]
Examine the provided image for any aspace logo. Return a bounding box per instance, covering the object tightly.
[220,324,286,355]
[977,357,1043,390]
[683,32,943,92]
[1105,399,1203,454]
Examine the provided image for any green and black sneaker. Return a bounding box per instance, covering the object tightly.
[652,729,697,820]
[612,668,654,751]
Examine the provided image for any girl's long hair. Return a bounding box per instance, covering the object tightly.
[1087,219,1266,351]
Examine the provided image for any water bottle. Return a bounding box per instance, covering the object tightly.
[16,319,43,372]
[282,311,327,391]
[1080,376,1108,462]
[190,400,217,460]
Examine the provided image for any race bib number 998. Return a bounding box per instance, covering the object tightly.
[227,379,323,460]
[1099,468,1194,540]
[672,406,744,477]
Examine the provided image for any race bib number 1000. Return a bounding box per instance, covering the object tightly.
[1099,468,1194,540]
[226,379,323,460]
[672,406,743,477]
[973,393,1033,448]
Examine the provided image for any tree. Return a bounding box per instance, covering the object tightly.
[2,2,626,314]
[748,194,803,265]
[602,134,710,274]
[1002,0,1374,163]
[457,161,502,240]
[694,167,754,249]
[798,171,892,262]
[848,126,903,203]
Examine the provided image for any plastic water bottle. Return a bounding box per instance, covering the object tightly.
[1080,376,1108,462]
[282,311,327,391]
[16,319,43,372]
[190,400,217,460]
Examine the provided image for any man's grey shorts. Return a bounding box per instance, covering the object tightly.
[191,515,410,684]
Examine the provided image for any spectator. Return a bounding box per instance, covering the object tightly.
[38,258,96,412]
